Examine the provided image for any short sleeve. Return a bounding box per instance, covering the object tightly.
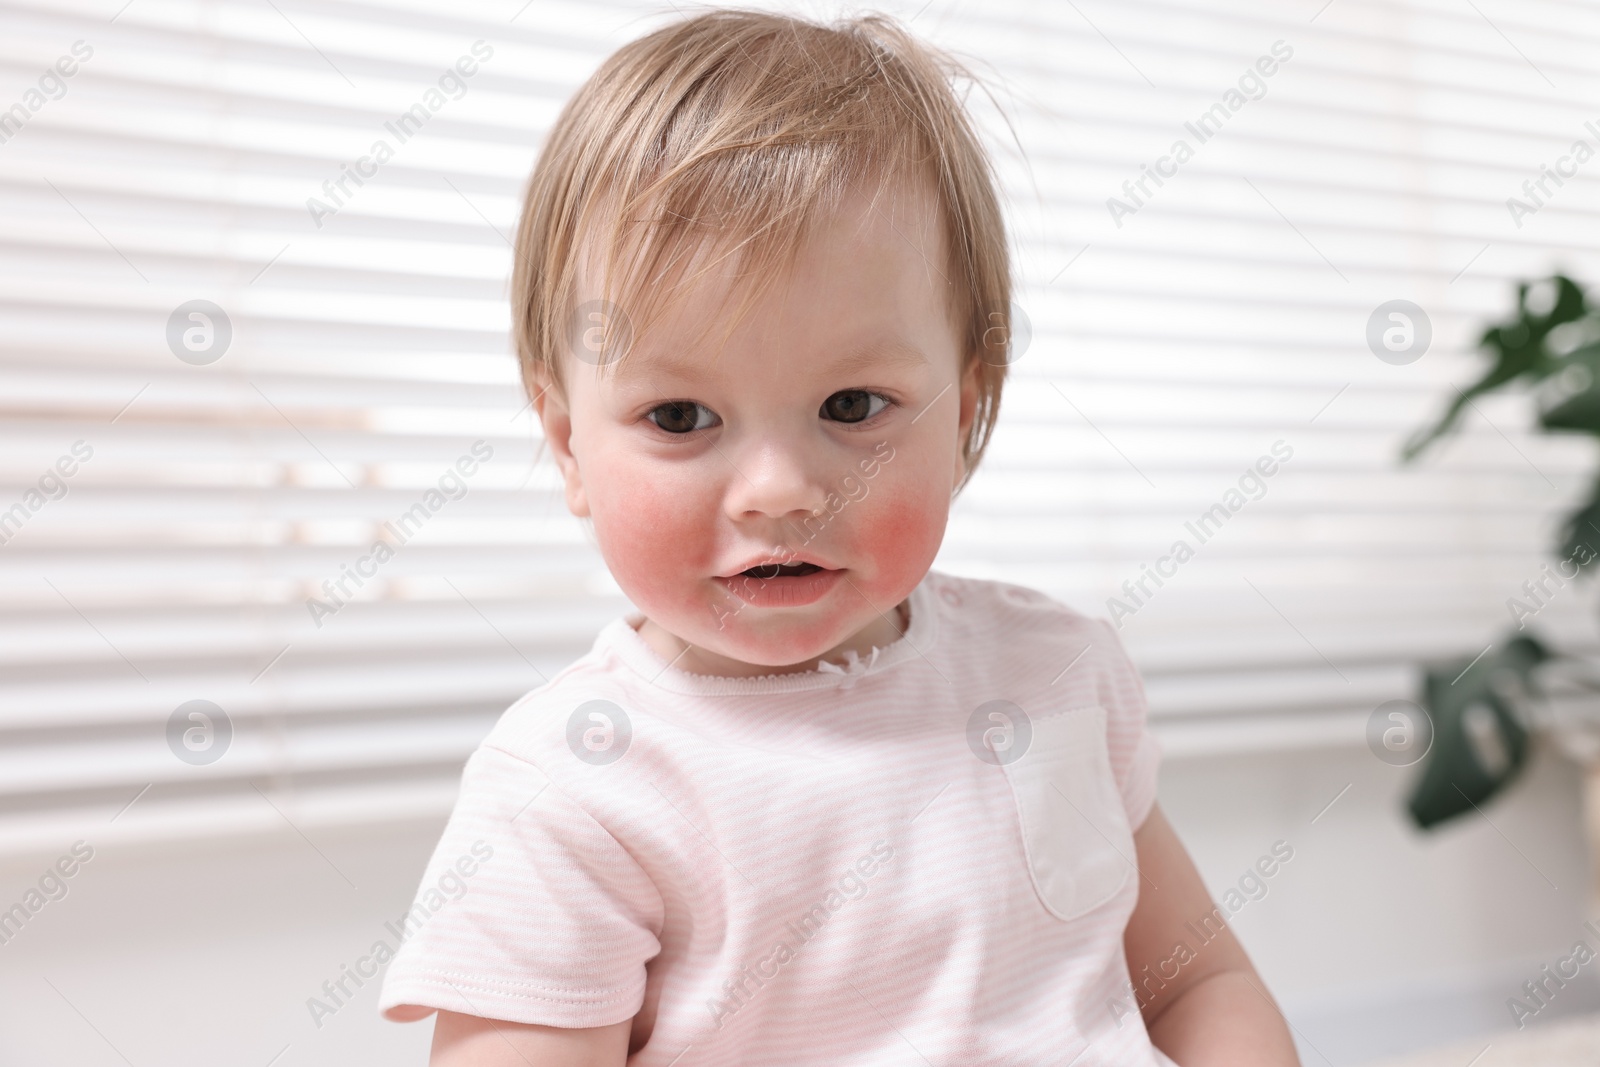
[1093,618,1162,830]
[377,743,664,1028]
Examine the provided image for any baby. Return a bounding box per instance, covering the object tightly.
[378,9,1300,1066]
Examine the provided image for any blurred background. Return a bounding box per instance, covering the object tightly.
[4,0,1600,1064]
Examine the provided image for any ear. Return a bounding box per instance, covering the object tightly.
[952,357,982,488]
[532,370,589,518]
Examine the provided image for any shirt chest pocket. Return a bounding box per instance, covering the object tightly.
[1001,704,1134,923]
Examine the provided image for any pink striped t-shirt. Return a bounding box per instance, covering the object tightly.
[379,569,1175,1066]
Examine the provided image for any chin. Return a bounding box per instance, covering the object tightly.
[678,591,881,666]
[700,616,853,668]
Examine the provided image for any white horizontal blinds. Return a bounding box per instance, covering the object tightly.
[0,0,645,855]
[2,0,1596,858]
[936,0,1600,753]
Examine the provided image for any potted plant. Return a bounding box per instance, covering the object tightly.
[1401,274,1600,828]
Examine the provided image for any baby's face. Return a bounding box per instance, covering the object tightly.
[538,179,978,675]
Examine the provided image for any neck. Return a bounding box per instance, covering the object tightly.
[635,600,909,678]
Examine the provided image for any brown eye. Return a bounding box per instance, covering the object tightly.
[821,390,887,423]
[647,401,716,434]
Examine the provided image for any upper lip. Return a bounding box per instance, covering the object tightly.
[718,553,837,578]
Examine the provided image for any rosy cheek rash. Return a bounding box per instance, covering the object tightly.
[841,480,950,602]
[587,468,718,617]
[579,445,954,668]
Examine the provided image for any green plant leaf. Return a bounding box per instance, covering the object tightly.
[1406,633,1545,829]
[1538,341,1600,432]
[1401,276,1587,461]
[1555,481,1600,575]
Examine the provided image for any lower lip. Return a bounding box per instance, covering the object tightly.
[716,567,844,608]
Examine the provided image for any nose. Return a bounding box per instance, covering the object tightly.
[720,433,828,527]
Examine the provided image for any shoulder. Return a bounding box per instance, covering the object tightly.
[474,620,646,769]
[926,570,1108,649]
[925,570,1143,708]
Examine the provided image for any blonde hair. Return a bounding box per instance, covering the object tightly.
[512,6,1013,490]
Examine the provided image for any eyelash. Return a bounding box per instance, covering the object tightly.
[644,390,896,436]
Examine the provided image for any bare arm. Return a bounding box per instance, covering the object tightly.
[1122,804,1300,1067]
[425,1009,631,1067]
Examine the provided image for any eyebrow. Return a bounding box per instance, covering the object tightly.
[615,336,928,382]
[830,338,928,376]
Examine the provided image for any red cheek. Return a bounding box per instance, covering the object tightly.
[587,467,717,608]
[578,443,954,664]
[874,491,945,553]
[847,481,949,589]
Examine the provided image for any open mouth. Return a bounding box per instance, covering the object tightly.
[717,558,841,607]
[740,561,823,580]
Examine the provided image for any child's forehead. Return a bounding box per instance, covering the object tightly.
[576,170,939,277]
[575,216,949,388]
[610,330,932,387]
[571,173,950,344]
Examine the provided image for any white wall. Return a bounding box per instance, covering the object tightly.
[1161,741,1598,1064]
